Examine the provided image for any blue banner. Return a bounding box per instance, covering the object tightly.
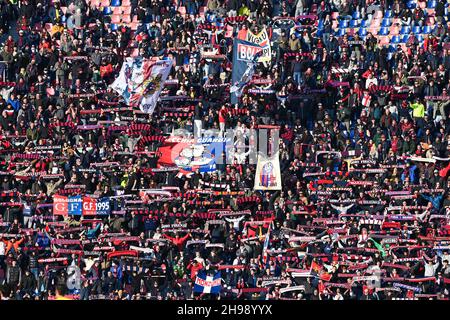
[68,196,82,215]
[230,39,263,104]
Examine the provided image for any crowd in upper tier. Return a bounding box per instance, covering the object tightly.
[0,0,449,300]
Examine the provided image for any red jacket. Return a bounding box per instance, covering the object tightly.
[163,233,190,250]
[187,261,204,280]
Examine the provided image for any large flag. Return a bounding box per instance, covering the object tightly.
[237,27,272,64]
[262,222,272,265]
[369,238,387,257]
[110,57,172,114]
[53,195,110,216]
[193,271,222,294]
[310,261,332,281]
[230,38,263,104]
[157,135,231,177]
[254,151,282,191]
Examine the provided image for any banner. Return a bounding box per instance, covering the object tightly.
[193,271,222,294]
[110,57,172,114]
[254,152,282,191]
[238,28,272,64]
[157,135,230,175]
[230,38,263,104]
[82,196,111,216]
[53,196,110,216]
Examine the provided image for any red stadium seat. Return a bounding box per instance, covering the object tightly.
[111,14,121,24]
[122,6,131,15]
[121,14,131,23]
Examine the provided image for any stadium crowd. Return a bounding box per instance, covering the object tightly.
[0,0,449,300]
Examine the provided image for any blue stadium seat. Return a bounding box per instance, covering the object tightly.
[336,28,346,37]
[400,26,411,34]
[407,1,417,9]
[378,27,389,35]
[103,7,112,15]
[339,20,349,28]
[61,15,67,23]
[352,11,361,20]
[401,34,410,43]
[412,26,421,34]
[391,35,400,44]
[427,0,436,8]
[111,23,118,31]
[381,18,391,27]
[318,19,324,29]
[350,19,360,28]
[384,10,393,18]
[358,28,368,37]
[111,0,121,6]
[422,25,432,34]
[416,34,424,42]
[360,19,369,28]
[316,29,324,37]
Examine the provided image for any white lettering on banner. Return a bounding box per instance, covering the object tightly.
[245,28,272,63]
[83,201,94,211]
[237,44,262,62]
[54,202,65,212]
[195,277,221,287]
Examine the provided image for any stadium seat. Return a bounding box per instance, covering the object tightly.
[317,19,324,29]
[111,0,121,6]
[112,7,122,15]
[381,18,391,27]
[407,1,417,9]
[103,7,112,15]
[378,27,389,35]
[427,0,436,9]
[384,10,392,18]
[339,19,349,28]
[121,14,131,23]
[358,28,367,37]
[349,19,359,28]
[110,23,118,31]
[335,28,346,37]
[123,6,131,14]
[111,14,121,24]
[412,26,421,34]
[401,34,410,43]
[400,26,411,34]
[130,22,139,30]
[352,11,361,20]
[360,19,369,28]
[423,25,432,33]
[416,34,424,42]
[391,35,400,44]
